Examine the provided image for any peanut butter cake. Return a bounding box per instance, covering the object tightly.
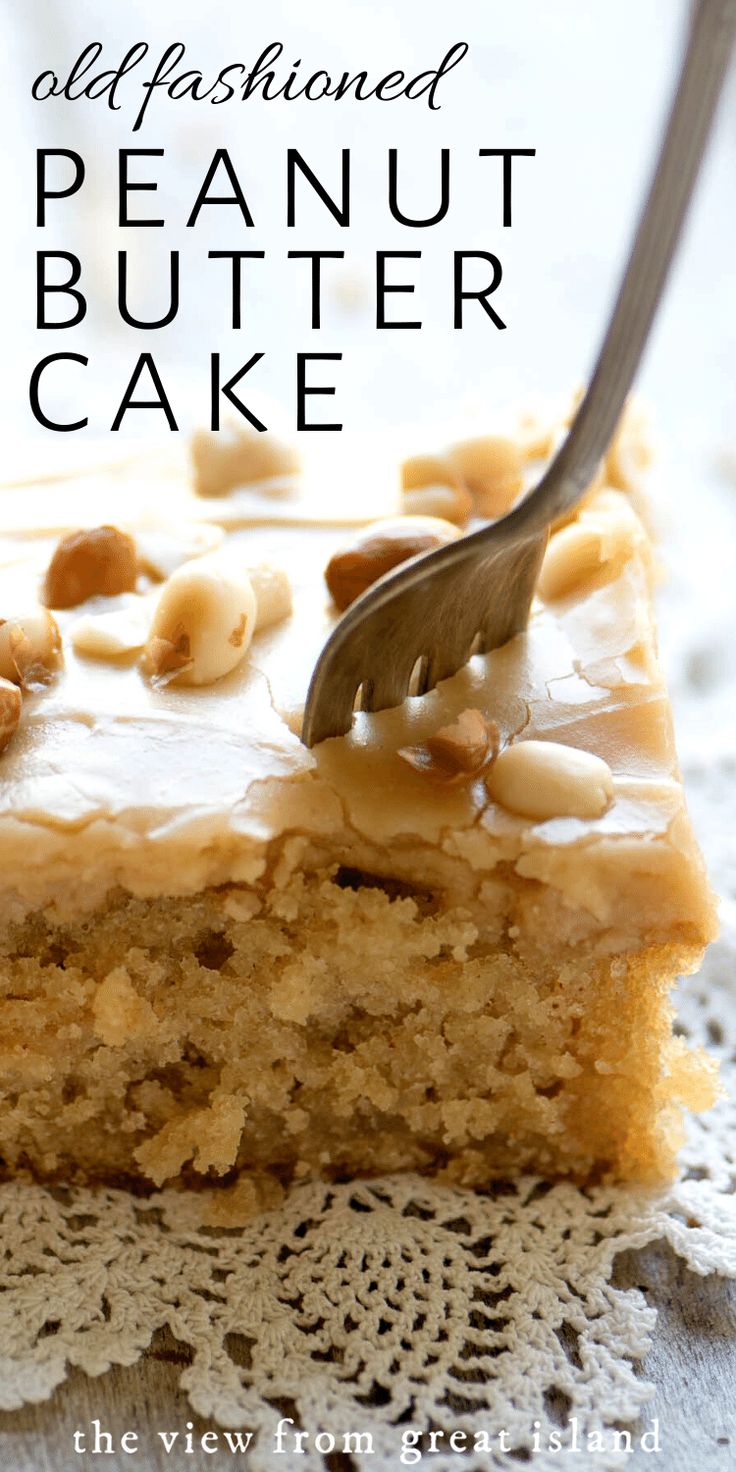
[0,409,718,1205]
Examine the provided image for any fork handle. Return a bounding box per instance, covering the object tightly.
[505,0,736,538]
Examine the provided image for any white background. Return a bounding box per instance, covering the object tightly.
[2,0,734,465]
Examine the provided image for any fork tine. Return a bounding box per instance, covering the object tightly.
[302,534,546,744]
[304,663,360,744]
[423,652,459,690]
[360,657,415,713]
[475,536,547,650]
[423,628,479,691]
[412,655,430,696]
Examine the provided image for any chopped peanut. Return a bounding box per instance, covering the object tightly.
[0,677,21,755]
[447,435,524,518]
[486,740,614,821]
[191,425,300,497]
[326,516,460,612]
[44,526,137,609]
[399,709,500,783]
[143,556,257,687]
[0,610,61,689]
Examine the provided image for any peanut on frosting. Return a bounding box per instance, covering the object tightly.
[447,435,524,518]
[191,424,300,498]
[401,452,458,492]
[0,610,61,689]
[325,516,460,612]
[401,484,473,527]
[0,677,21,755]
[43,525,138,609]
[399,709,500,784]
[70,596,154,660]
[249,565,293,631]
[71,561,291,667]
[485,740,614,821]
[604,399,653,494]
[142,555,257,687]
[400,455,472,527]
[538,496,641,602]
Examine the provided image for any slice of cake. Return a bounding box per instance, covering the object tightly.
[0,413,717,1204]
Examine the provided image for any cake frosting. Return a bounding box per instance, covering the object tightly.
[0,427,716,947]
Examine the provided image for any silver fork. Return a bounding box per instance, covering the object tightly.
[302,0,736,748]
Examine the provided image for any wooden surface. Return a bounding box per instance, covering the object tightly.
[0,1244,733,1471]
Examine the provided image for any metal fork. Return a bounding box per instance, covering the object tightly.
[302,0,736,747]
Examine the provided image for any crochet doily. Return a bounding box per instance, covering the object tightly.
[0,470,734,1470]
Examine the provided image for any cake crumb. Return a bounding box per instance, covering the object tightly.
[92,967,159,1046]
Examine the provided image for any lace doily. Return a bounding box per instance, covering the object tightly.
[0,476,735,1470]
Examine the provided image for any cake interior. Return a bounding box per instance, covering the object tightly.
[0,860,714,1198]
